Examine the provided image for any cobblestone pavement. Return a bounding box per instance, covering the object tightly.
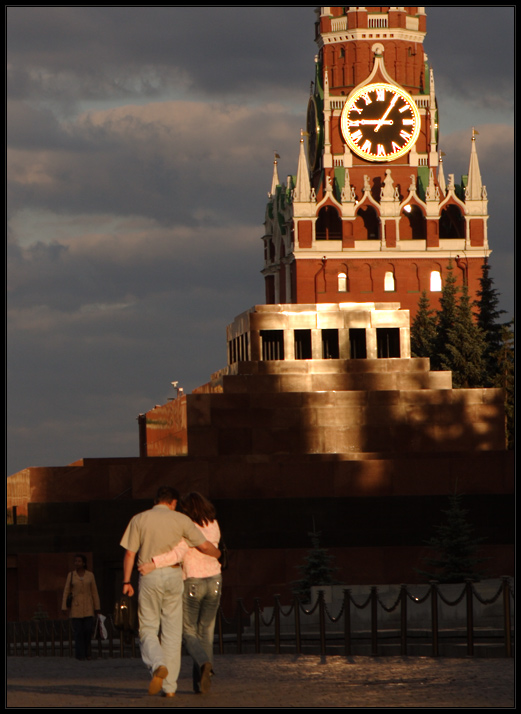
[7,654,515,708]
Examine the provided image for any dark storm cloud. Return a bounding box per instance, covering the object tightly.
[7,97,301,227]
[7,6,315,104]
[425,7,514,111]
[8,7,514,110]
[8,219,261,313]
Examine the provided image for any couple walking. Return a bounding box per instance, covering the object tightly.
[120,487,222,697]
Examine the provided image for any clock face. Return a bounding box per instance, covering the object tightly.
[340,83,421,162]
[306,96,319,170]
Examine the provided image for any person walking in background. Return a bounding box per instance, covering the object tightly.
[120,486,220,698]
[139,492,222,695]
[61,554,101,661]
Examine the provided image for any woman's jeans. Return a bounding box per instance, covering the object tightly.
[182,574,222,686]
[71,616,94,660]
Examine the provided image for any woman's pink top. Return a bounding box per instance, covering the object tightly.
[152,520,221,579]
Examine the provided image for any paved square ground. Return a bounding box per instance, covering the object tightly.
[7,654,515,708]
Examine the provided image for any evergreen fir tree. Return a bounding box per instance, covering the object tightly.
[475,260,507,386]
[417,493,487,583]
[414,260,512,446]
[491,319,515,449]
[292,529,338,603]
[410,290,437,358]
[440,283,486,388]
[432,260,459,370]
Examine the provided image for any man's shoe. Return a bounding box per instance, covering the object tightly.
[200,662,212,694]
[149,665,168,695]
[162,692,175,698]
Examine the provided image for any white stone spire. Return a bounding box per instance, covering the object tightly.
[293,132,312,203]
[465,129,486,201]
[437,154,446,195]
[428,67,438,167]
[269,153,281,197]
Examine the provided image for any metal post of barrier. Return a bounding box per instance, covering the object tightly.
[502,577,512,658]
[343,589,351,657]
[236,599,243,654]
[400,584,407,656]
[107,618,114,658]
[274,595,281,654]
[370,587,378,657]
[254,598,261,653]
[217,608,224,654]
[465,579,474,656]
[430,582,439,657]
[38,621,44,657]
[293,596,301,654]
[318,591,326,656]
[51,620,56,657]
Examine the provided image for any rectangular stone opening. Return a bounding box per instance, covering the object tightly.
[322,329,339,359]
[376,327,401,358]
[294,329,312,360]
[349,328,367,359]
[261,330,284,360]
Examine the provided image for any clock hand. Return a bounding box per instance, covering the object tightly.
[374,94,399,132]
[349,120,393,127]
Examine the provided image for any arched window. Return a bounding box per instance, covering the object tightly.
[430,271,442,292]
[402,204,426,240]
[316,206,342,240]
[440,205,465,238]
[384,271,396,292]
[338,272,347,292]
[356,205,379,240]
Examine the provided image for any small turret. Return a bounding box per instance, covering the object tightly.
[269,153,281,197]
[293,133,312,203]
[465,129,487,202]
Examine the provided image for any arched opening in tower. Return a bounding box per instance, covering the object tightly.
[439,204,465,239]
[356,205,380,241]
[316,206,342,240]
[402,204,426,240]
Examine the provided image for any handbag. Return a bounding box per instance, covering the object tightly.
[113,593,138,643]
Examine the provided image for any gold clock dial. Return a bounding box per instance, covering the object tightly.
[340,83,421,162]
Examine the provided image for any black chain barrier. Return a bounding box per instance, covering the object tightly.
[7,578,514,659]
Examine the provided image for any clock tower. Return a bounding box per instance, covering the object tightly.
[262,7,490,316]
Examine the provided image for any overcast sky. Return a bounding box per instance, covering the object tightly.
[7,6,515,477]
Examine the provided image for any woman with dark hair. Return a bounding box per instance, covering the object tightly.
[62,554,101,660]
[139,492,222,694]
